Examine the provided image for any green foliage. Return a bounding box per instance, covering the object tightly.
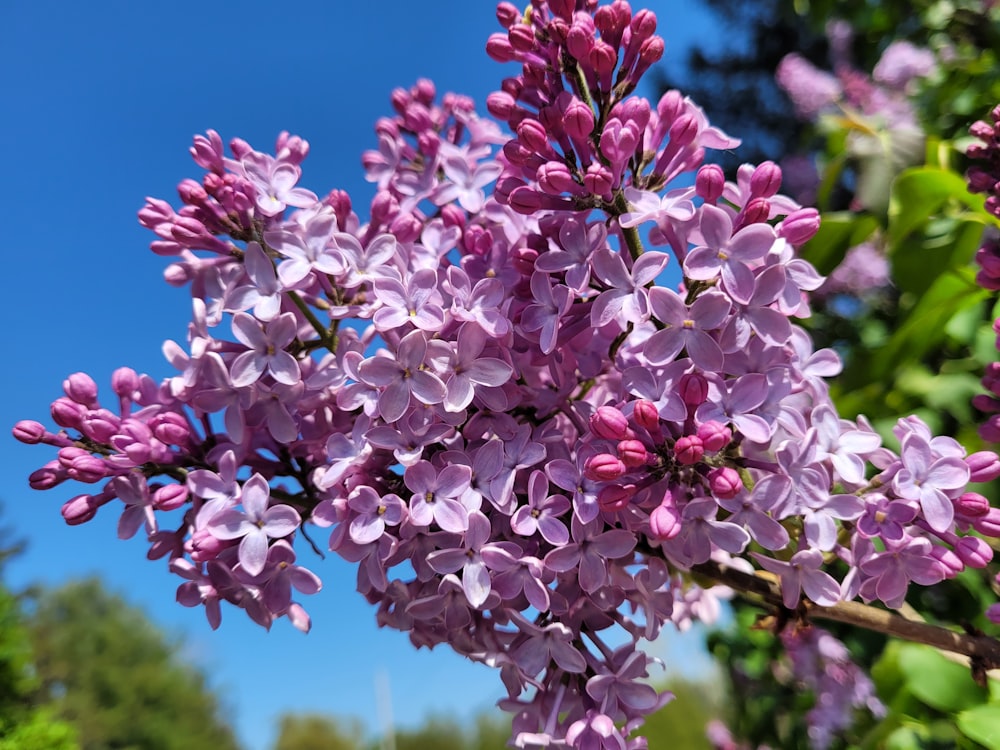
[639,676,720,750]
[272,713,364,750]
[864,641,1000,748]
[28,578,240,750]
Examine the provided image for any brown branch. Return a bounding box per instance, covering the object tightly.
[690,560,1000,676]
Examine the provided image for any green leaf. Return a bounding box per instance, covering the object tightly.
[957,704,1000,747]
[888,167,983,245]
[801,212,879,275]
[897,643,989,713]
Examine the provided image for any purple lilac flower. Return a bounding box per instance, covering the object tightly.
[207,473,300,576]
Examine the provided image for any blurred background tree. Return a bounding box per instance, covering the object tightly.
[26,578,241,750]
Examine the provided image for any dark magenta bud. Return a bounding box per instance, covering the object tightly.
[777,208,821,245]
[62,494,99,525]
[68,455,108,484]
[63,372,99,407]
[955,492,991,518]
[583,163,613,199]
[564,98,596,141]
[496,2,520,28]
[667,114,698,149]
[153,483,189,511]
[750,161,782,198]
[30,461,65,490]
[590,406,631,440]
[955,536,992,568]
[617,439,650,468]
[650,497,682,540]
[695,164,725,203]
[632,399,660,431]
[584,453,628,481]
[708,467,742,499]
[487,91,517,120]
[598,484,636,513]
[111,367,140,399]
[51,397,86,429]
[566,22,595,61]
[517,119,550,153]
[486,33,516,63]
[674,435,704,466]
[12,420,46,444]
[538,162,581,195]
[697,421,732,453]
[967,451,1000,482]
[679,372,709,406]
[508,24,536,53]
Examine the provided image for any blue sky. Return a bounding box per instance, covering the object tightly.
[2,2,720,748]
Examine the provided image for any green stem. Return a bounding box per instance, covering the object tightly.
[288,291,336,352]
[611,191,644,260]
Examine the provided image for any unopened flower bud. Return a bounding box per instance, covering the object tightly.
[667,114,698,150]
[955,536,992,568]
[590,406,631,440]
[413,78,436,105]
[508,24,536,53]
[517,119,551,154]
[583,163,613,200]
[967,451,1000,482]
[538,162,581,195]
[487,91,517,120]
[973,508,1000,537]
[674,435,704,466]
[589,39,617,78]
[151,413,191,446]
[955,492,991,518]
[153,483,189,511]
[650,498,682,540]
[68,454,108,484]
[486,33,516,62]
[188,528,230,562]
[584,453,628,481]
[566,23,595,61]
[511,246,539,275]
[12,420,46,444]
[695,164,725,203]
[697,421,732,453]
[632,400,660,431]
[51,398,86,429]
[62,494,99,525]
[495,2,520,28]
[390,213,423,243]
[708,467,742,499]
[679,372,708,406]
[29,462,65,490]
[111,367,140,399]
[777,208,821,245]
[618,439,650,468]
[63,372,99,407]
[738,197,771,226]
[929,545,962,577]
[598,484,636,513]
[750,161,782,198]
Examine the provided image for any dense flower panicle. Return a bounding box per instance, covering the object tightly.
[15,3,1000,749]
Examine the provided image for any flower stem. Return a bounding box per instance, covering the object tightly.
[691,559,1000,677]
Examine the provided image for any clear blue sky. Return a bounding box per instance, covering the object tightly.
[2,2,719,748]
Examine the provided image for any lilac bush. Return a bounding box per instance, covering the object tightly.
[14,1,1000,747]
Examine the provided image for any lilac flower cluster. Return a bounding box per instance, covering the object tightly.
[14,2,1000,748]
[968,106,1000,466]
[776,31,935,128]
